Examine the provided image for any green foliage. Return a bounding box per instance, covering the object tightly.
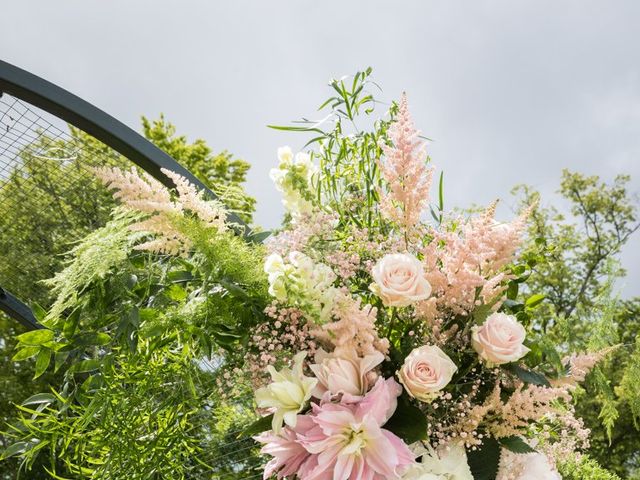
[0,116,258,478]
[498,436,536,454]
[384,395,428,444]
[558,454,624,480]
[42,209,144,322]
[514,171,637,329]
[514,171,640,478]
[619,335,640,428]
[467,437,501,480]
[270,67,397,231]
[3,178,269,478]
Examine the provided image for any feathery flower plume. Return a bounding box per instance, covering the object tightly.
[95,167,227,255]
[378,93,434,231]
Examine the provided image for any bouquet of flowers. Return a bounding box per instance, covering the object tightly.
[244,88,613,480]
[8,68,622,480]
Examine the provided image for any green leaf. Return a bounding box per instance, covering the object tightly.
[22,393,56,406]
[525,294,545,308]
[499,435,536,453]
[11,346,40,361]
[54,351,70,372]
[438,171,444,212]
[384,396,428,444]
[63,309,81,338]
[73,332,111,347]
[69,359,101,374]
[17,329,54,346]
[1,441,28,460]
[506,364,551,387]
[34,349,51,379]
[247,230,272,244]
[31,303,47,322]
[219,279,250,300]
[166,284,187,302]
[167,270,194,283]
[468,436,501,480]
[240,414,274,438]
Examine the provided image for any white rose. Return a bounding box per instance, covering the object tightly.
[255,352,317,434]
[498,450,561,480]
[398,345,457,402]
[403,443,473,480]
[370,253,432,307]
[472,313,530,365]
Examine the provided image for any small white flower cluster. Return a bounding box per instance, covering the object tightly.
[265,251,338,323]
[269,146,318,216]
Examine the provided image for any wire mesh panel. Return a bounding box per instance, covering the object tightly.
[0,62,264,480]
[0,92,125,305]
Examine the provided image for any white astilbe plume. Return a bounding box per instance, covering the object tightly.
[378,92,434,231]
[95,167,227,256]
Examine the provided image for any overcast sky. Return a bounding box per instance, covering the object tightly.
[2,1,639,296]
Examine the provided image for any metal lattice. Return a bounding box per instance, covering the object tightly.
[0,92,124,306]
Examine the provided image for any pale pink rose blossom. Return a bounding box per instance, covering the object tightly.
[309,349,385,400]
[370,253,432,307]
[398,345,457,402]
[471,313,530,365]
[298,377,415,479]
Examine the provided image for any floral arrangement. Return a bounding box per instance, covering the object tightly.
[6,69,623,480]
[243,90,614,480]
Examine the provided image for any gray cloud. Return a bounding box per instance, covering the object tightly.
[2,0,638,296]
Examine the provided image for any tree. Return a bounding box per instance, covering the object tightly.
[0,118,256,479]
[515,170,640,478]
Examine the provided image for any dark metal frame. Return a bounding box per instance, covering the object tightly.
[0,287,42,330]
[0,59,250,329]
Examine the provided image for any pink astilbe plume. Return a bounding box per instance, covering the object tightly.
[551,345,620,388]
[417,203,533,325]
[161,168,226,230]
[312,293,389,358]
[378,93,434,231]
[95,167,227,256]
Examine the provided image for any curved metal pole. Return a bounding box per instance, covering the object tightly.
[0,59,250,233]
[0,59,254,330]
[0,286,42,330]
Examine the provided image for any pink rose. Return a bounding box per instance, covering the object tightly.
[370,253,432,307]
[398,345,457,402]
[472,313,530,365]
[309,349,384,400]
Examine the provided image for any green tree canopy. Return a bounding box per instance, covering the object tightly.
[515,170,640,478]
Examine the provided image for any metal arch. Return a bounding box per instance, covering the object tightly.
[0,59,252,329]
[0,59,250,232]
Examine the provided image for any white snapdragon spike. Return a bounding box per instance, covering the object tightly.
[403,443,473,480]
[254,352,317,434]
[270,146,318,216]
[264,251,338,323]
